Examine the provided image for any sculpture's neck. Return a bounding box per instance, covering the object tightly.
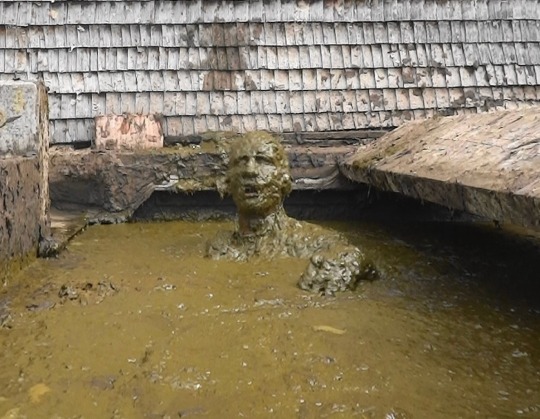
[237,207,288,237]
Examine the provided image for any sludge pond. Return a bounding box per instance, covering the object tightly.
[0,213,539,418]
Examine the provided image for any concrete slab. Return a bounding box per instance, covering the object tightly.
[340,107,540,230]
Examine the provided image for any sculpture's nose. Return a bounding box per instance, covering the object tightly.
[243,157,257,175]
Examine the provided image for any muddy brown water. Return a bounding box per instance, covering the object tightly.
[0,218,539,418]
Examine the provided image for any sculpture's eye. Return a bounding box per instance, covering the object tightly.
[232,155,250,166]
[255,155,273,164]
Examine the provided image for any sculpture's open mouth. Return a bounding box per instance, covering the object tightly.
[242,184,261,198]
[244,185,258,195]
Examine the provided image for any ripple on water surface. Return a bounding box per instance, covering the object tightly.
[0,219,539,418]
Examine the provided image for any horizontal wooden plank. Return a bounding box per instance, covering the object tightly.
[3,22,539,50]
[46,92,527,142]
[40,84,529,120]
[2,65,538,98]
[1,0,539,25]
[1,43,539,74]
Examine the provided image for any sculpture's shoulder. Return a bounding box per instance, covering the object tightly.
[205,215,361,266]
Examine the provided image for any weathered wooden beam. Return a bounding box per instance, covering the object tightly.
[50,143,359,223]
[340,108,540,230]
[164,129,389,147]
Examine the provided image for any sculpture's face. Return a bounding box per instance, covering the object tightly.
[228,132,291,217]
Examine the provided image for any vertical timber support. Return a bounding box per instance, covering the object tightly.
[0,80,51,284]
[37,82,51,248]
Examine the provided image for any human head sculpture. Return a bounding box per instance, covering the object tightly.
[226,131,292,218]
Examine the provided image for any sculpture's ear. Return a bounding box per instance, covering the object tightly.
[282,173,292,197]
[215,174,229,198]
[214,137,236,198]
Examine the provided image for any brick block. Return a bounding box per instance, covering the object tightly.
[95,114,163,150]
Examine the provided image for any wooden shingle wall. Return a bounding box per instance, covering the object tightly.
[1,0,540,144]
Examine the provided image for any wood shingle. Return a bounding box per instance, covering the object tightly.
[2,0,540,142]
